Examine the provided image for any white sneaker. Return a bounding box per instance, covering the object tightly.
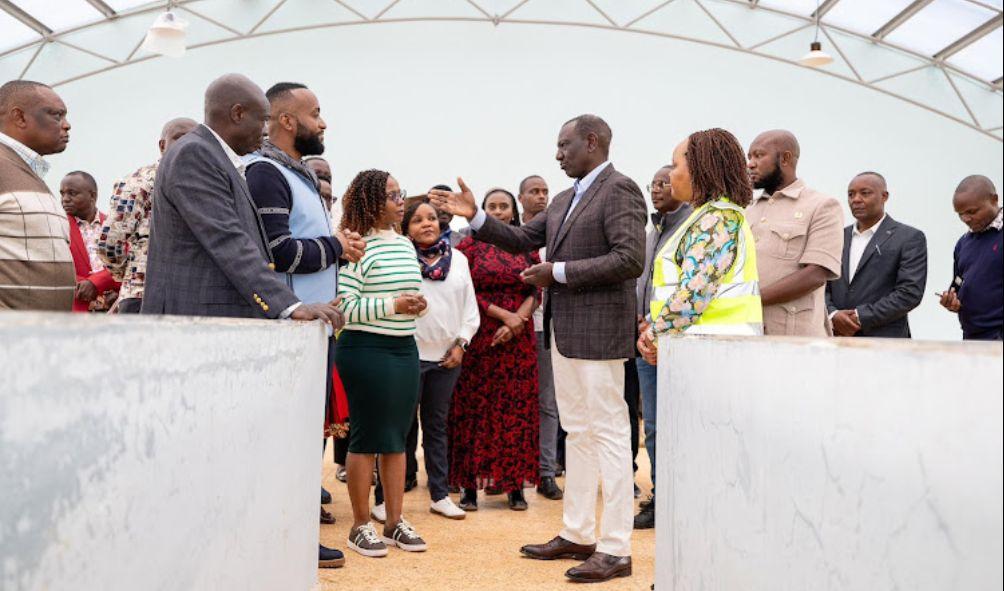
[370,503,386,524]
[429,497,466,520]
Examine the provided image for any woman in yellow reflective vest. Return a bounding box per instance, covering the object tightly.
[638,128,763,365]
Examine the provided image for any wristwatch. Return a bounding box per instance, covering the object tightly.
[454,338,469,351]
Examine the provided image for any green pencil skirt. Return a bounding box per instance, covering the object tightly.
[334,329,420,454]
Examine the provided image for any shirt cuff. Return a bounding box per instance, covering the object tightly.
[828,310,838,321]
[469,208,487,231]
[552,262,567,284]
[280,301,302,319]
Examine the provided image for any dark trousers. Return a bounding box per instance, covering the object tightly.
[555,358,640,475]
[375,361,461,503]
[334,435,349,466]
[117,297,142,314]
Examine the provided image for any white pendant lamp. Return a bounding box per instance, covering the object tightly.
[141,9,188,58]
[799,0,834,68]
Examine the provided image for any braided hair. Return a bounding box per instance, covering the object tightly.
[686,128,753,208]
[340,169,390,235]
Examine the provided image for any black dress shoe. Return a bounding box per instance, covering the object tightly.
[321,486,332,504]
[459,487,478,511]
[508,489,528,511]
[404,475,418,492]
[318,544,345,568]
[634,496,655,529]
[565,552,632,583]
[536,476,563,500]
[520,536,596,561]
[320,506,336,525]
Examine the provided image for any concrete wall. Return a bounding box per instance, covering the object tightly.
[0,313,329,591]
[655,336,1003,591]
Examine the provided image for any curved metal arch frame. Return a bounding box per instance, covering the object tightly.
[2,0,1002,141]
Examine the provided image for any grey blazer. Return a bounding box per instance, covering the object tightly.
[825,215,927,337]
[474,164,646,360]
[142,125,299,319]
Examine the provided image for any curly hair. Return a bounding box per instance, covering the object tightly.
[340,169,390,235]
[686,128,753,207]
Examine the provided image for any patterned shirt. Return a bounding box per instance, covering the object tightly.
[0,131,50,179]
[653,208,743,335]
[97,163,157,301]
[75,216,105,273]
[338,229,423,336]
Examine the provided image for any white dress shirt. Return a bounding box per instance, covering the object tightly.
[848,214,885,283]
[203,124,247,178]
[470,160,611,284]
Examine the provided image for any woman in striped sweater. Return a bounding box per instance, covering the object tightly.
[335,169,429,558]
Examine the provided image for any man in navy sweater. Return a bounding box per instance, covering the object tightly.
[940,175,1002,340]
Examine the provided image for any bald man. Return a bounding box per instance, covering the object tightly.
[98,117,198,314]
[747,130,843,336]
[0,80,75,310]
[825,172,927,338]
[141,73,342,325]
[940,175,1002,340]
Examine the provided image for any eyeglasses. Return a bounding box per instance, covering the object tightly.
[387,190,407,203]
[647,180,670,193]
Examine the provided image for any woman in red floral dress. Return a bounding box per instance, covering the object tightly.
[450,188,540,511]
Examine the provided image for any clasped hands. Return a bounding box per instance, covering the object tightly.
[831,309,861,337]
[492,309,529,347]
[429,177,554,288]
[636,316,658,365]
[335,229,366,263]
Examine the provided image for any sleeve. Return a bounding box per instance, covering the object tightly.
[336,256,396,323]
[456,255,481,342]
[472,210,548,254]
[562,177,647,289]
[163,143,299,318]
[856,230,928,331]
[87,268,119,293]
[825,280,837,314]
[246,162,342,274]
[96,175,143,280]
[799,197,844,279]
[652,210,742,336]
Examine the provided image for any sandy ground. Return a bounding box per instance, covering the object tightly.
[317,434,656,591]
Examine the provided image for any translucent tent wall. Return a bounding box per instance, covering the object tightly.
[2,0,1003,339]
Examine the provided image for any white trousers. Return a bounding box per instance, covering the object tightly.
[551,336,633,557]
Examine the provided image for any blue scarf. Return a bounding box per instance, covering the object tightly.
[415,239,452,281]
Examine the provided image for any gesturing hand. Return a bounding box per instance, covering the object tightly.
[521,262,555,288]
[292,298,345,330]
[831,310,861,337]
[428,177,478,220]
[336,230,366,263]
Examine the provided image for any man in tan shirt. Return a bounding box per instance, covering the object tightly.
[746,130,843,336]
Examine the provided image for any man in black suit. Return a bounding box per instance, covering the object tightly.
[826,171,927,337]
[142,74,341,325]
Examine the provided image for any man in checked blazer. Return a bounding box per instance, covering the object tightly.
[142,74,341,326]
[826,171,927,338]
[431,114,646,584]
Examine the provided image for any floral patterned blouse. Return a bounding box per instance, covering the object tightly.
[652,207,743,336]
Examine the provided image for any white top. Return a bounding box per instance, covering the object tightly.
[415,249,481,361]
[203,124,247,178]
[848,214,886,283]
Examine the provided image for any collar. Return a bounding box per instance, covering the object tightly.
[853,214,886,237]
[202,124,246,177]
[573,160,611,196]
[0,131,50,179]
[982,208,1003,233]
[255,140,320,190]
[758,178,805,201]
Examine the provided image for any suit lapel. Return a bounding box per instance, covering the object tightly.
[546,189,574,253]
[552,165,613,253]
[852,216,897,283]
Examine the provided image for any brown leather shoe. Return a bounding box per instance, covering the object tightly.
[565,552,632,583]
[520,536,596,561]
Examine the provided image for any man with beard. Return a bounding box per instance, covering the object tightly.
[246,81,366,569]
[746,130,843,336]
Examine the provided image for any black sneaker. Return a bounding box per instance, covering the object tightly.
[634,496,655,529]
[318,544,345,568]
[633,483,641,499]
[404,475,418,493]
[536,476,563,500]
[321,486,332,504]
[459,487,478,511]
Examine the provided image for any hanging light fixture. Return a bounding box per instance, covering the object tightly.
[140,3,188,58]
[799,0,833,67]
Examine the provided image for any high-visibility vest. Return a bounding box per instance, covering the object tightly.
[650,199,763,336]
